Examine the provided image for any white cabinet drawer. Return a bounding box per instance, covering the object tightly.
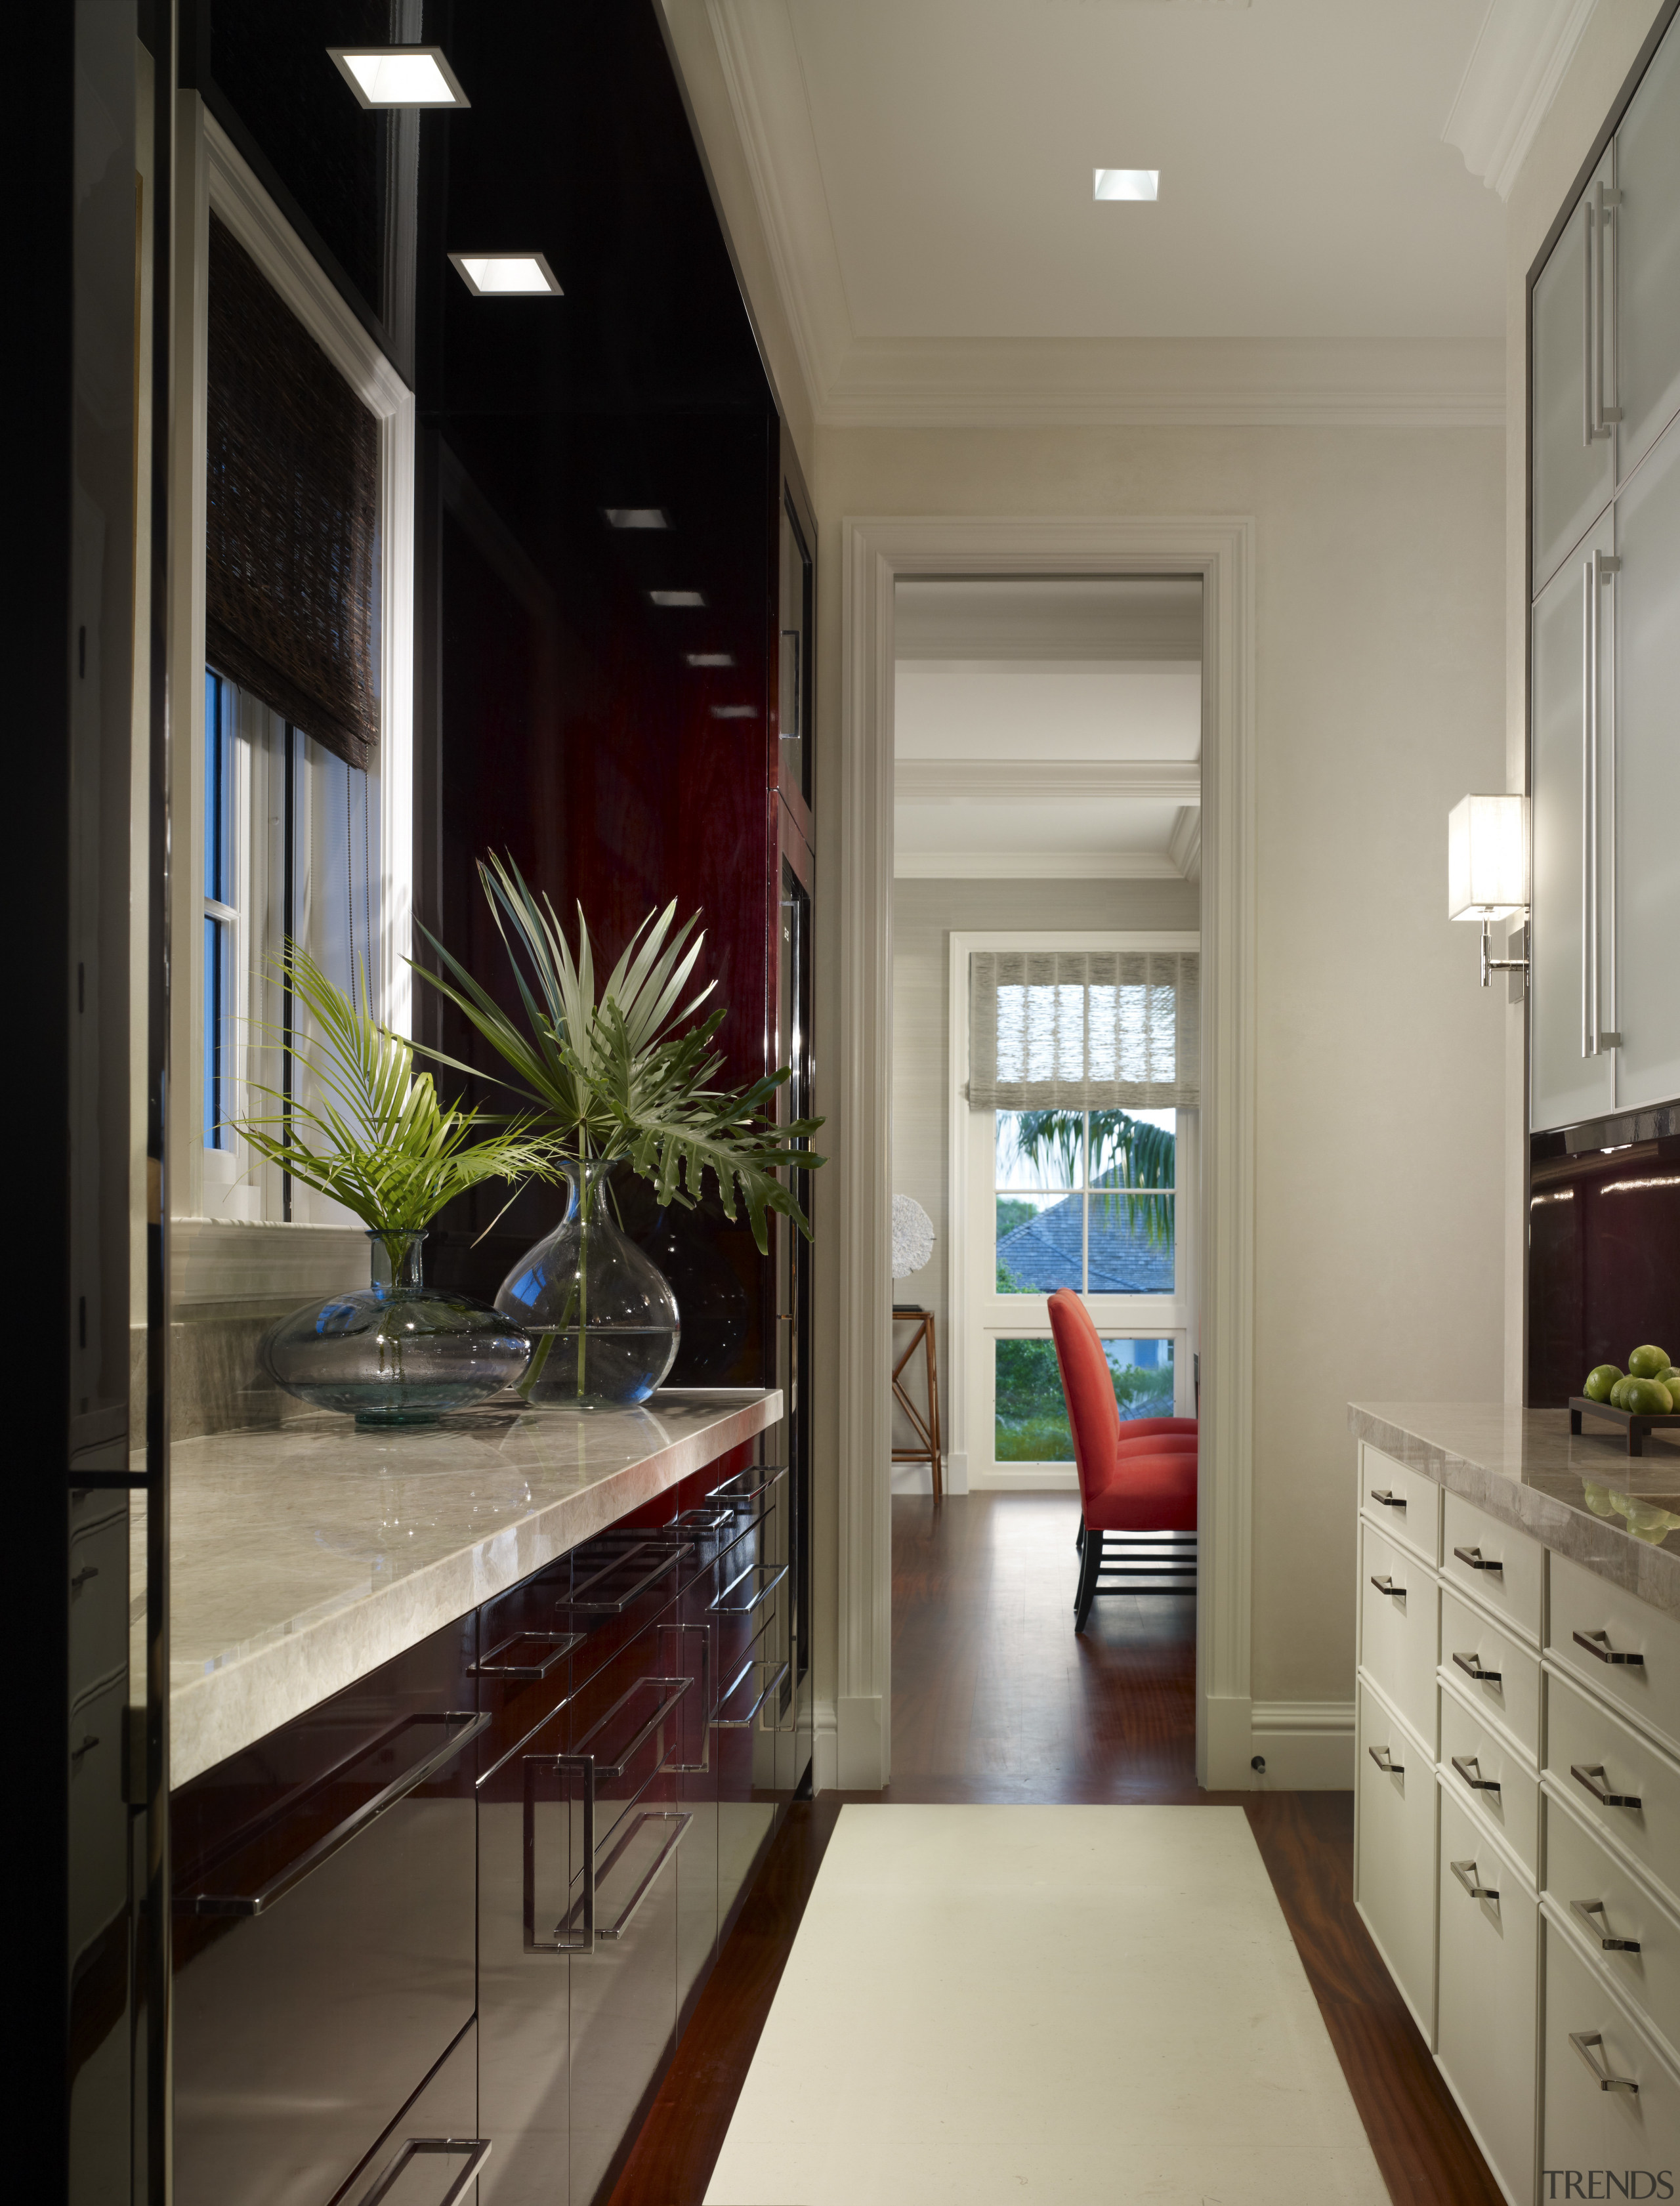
[1441,1585,1542,1760]
[1437,1789,1538,2206]
[1550,1552,1680,1761]
[1440,1680,1540,1886]
[1542,1915,1680,2194]
[1360,1519,1438,1749]
[1442,1491,1544,1647]
[1355,1678,1437,2044]
[1547,1667,1680,1918]
[1546,1789,1680,2072]
[1360,1443,1442,1565]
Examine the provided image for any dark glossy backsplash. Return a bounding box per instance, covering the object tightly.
[1527,1128,1680,1404]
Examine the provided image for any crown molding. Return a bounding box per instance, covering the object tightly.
[705,0,1506,429]
[896,757,1201,803]
[893,847,1185,880]
[1169,803,1203,881]
[1444,0,1599,202]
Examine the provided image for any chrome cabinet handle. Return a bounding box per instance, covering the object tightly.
[711,1657,791,1730]
[656,1623,710,1776]
[472,1628,583,1679]
[1583,196,1595,448]
[1582,555,1594,1056]
[573,1676,692,1781]
[1452,1753,1501,1793]
[1367,1744,1403,1775]
[707,1462,788,1511]
[1368,1489,1406,1510]
[1591,181,1623,436]
[560,1540,686,1615]
[1570,1898,1641,1953]
[1453,1545,1502,1573]
[1571,2029,1638,2094]
[1450,1857,1499,1901]
[1453,1650,1502,1684]
[1369,1575,1406,1599]
[1574,1628,1643,1667]
[590,1808,691,1941]
[360,2136,493,2205]
[189,1709,489,1919]
[709,1560,789,1616]
[1572,1762,1643,1810]
[524,1749,595,1953]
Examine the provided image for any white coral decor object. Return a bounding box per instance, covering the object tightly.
[891,1194,936,1281]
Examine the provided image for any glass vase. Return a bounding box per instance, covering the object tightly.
[495,1158,681,1407]
[263,1230,532,1427]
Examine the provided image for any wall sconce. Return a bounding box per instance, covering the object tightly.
[1448,793,1530,989]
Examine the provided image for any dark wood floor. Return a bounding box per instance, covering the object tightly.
[611,1492,1502,2205]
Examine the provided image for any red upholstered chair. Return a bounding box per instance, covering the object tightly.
[1047,1288,1198,1632]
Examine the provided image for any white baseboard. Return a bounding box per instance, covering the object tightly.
[970,1464,1080,1492]
[812,1697,839,1794]
[889,1450,971,1496]
[1250,1701,1356,1791]
[836,1695,886,1789]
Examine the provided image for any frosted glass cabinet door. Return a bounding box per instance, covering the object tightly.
[1533,153,1616,593]
[1615,11,1680,478]
[1613,416,1680,1112]
[1531,512,1616,1134]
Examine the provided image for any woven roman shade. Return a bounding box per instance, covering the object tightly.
[205,215,380,771]
[969,950,1200,1111]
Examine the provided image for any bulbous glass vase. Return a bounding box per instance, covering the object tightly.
[495,1159,681,1407]
[263,1230,532,1427]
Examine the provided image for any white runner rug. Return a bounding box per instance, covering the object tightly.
[705,1804,1387,2205]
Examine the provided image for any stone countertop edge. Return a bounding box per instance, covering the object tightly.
[1348,1401,1680,1620]
[168,1388,782,1790]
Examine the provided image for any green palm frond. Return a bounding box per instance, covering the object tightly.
[411,855,826,1252]
[233,941,560,1267]
[1009,1107,1177,1249]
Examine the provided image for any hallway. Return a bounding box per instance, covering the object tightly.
[612,1495,1504,2205]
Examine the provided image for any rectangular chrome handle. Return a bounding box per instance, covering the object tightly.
[1583,196,1595,446]
[1452,1752,1501,1794]
[707,1462,789,1511]
[524,1750,595,1953]
[1571,2029,1638,2093]
[1450,1856,1498,1901]
[1368,1488,1406,1510]
[1582,555,1594,1055]
[1592,181,1623,435]
[360,2136,493,2205]
[1574,1627,1643,1667]
[572,1676,692,1781]
[1572,1762,1642,1810]
[656,1623,710,1775]
[711,1657,791,1730]
[1452,1545,1502,1573]
[560,1540,686,1614]
[587,1808,691,1941]
[1452,1650,1502,1684]
[709,1561,789,1616]
[1369,1575,1405,1599]
[472,1629,583,1679]
[1366,1744,1402,1775]
[1570,1898,1641,1953]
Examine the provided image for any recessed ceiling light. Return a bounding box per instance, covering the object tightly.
[1094,169,1159,202]
[649,589,705,608]
[711,705,755,719]
[604,508,671,530]
[449,253,562,297]
[329,47,469,108]
[685,651,736,668]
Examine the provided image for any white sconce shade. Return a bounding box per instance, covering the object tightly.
[1095,169,1160,201]
[1448,793,1528,921]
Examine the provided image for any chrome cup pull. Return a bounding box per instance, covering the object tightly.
[1452,1651,1502,1684]
[1574,1628,1644,1667]
[1570,2030,1638,2094]
[1449,1856,1498,1901]
[1368,1489,1406,1510]
[1367,1745,1403,1775]
[1369,1575,1406,1599]
[1570,1898,1641,1953]
[1452,1753,1501,1793]
[1572,1762,1643,1810]
[1452,1544,1503,1572]
[360,2136,493,2206]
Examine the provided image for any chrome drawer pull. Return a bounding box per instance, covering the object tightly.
[656,1624,709,1776]
[711,1657,791,1730]
[573,1676,692,1781]
[1452,1753,1500,1793]
[1571,1762,1643,1810]
[1574,1628,1644,1667]
[1449,1856,1498,1901]
[1369,1489,1406,1510]
[707,1462,788,1510]
[1570,2031,1639,2094]
[584,1808,692,1941]
[524,1750,595,1953]
[472,1629,584,1679]
[560,1540,686,1614]
[1453,1544,1502,1572]
[1452,1650,1502,1684]
[1570,1898,1641,1953]
[1367,1745,1403,1775]
[709,1560,789,1616]
[360,2136,493,2205]
[1369,1575,1406,1599]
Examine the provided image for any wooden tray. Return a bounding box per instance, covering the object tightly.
[1569,1395,1680,1456]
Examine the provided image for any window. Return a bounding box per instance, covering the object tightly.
[994,1107,1177,1295]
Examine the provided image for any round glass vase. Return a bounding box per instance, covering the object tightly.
[495,1159,681,1408]
[262,1230,532,1427]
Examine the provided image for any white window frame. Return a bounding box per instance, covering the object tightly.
[168,100,415,1302]
[948,929,1200,1492]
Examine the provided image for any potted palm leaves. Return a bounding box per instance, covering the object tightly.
[416,855,824,1407]
[238,944,558,1426]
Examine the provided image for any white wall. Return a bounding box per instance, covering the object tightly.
[889,874,1198,1490]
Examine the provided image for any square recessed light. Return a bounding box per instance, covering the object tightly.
[1094,169,1159,201]
[711,705,756,719]
[649,589,706,608]
[685,651,735,668]
[604,508,671,530]
[449,253,562,297]
[329,47,470,108]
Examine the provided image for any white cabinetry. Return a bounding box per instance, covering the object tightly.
[1532,149,1616,593]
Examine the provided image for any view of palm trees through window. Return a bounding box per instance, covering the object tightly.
[994,1108,1176,1460]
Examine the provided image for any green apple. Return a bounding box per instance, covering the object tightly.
[1624,1377,1674,1416]
[1584,1364,1623,1403]
[1628,1344,1672,1380]
[1610,1378,1633,1409]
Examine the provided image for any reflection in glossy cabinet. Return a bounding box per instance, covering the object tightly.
[343,2020,483,2206]
[1436,1789,1538,2206]
[1532,152,1616,593]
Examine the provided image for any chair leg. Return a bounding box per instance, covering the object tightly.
[1073,1528,1102,1634]
[1075,1514,1085,1555]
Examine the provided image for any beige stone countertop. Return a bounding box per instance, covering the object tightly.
[1349,1402,1680,1618]
[138,1388,782,1789]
